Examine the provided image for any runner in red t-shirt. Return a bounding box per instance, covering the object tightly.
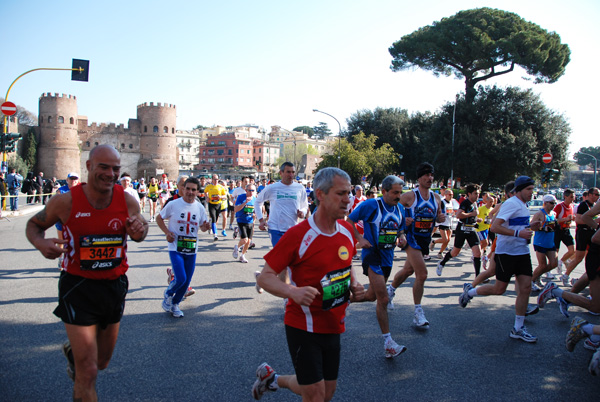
[251,167,365,402]
[553,189,576,274]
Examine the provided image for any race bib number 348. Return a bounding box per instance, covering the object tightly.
[79,234,124,270]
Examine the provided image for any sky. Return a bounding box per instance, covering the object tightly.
[2,0,598,158]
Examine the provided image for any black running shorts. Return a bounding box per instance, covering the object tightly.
[237,222,254,239]
[54,272,128,328]
[554,228,574,250]
[285,325,341,385]
[586,244,600,281]
[494,253,532,283]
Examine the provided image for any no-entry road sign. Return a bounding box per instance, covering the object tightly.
[542,153,552,164]
[1,101,17,116]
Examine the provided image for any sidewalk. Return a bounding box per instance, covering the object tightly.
[1,202,45,220]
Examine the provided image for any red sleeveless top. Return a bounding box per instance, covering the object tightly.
[61,184,130,279]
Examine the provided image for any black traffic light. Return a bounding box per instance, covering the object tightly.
[1,133,21,153]
[71,59,90,82]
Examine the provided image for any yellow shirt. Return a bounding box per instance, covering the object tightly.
[477,204,492,232]
[205,183,226,205]
[147,183,159,198]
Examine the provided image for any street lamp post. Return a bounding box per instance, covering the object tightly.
[578,152,598,187]
[450,95,458,189]
[313,109,342,169]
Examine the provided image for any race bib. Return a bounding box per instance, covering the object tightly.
[79,234,124,270]
[414,217,434,233]
[462,223,476,233]
[243,205,254,215]
[211,194,220,202]
[378,229,397,250]
[176,235,197,254]
[320,266,351,310]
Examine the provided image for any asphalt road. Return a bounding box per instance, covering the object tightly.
[1,208,598,401]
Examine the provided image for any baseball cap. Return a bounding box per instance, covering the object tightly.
[512,176,535,192]
[543,194,557,203]
[67,172,79,179]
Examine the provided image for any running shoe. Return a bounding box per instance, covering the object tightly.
[436,260,444,276]
[526,305,539,316]
[590,350,600,376]
[413,307,429,327]
[239,255,249,263]
[162,292,173,312]
[171,303,184,318]
[510,326,537,343]
[423,255,431,261]
[436,252,443,259]
[558,296,570,318]
[233,227,239,239]
[429,240,435,252]
[387,284,396,310]
[249,242,256,249]
[251,362,277,400]
[233,244,239,259]
[561,274,570,287]
[531,281,541,293]
[185,287,195,298]
[459,283,473,308]
[221,229,227,237]
[566,316,588,352]
[537,282,557,308]
[62,340,75,381]
[533,277,543,289]
[584,338,600,351]
[557,260,564,275]
[254,271,263,294]
[545,272,556,280]
[384,338,407,359]
[570,277,578,287]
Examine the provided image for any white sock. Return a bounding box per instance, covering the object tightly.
[514,315,525,330]
[468,288,478,297]
[382,333,392,341]
[583,324,595,336]
[269,374,279,390]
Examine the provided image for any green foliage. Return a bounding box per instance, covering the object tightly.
[22,128,38,170]
[313,122,333,138]
[389,8,571,102]
[574,146,600,167]
[425,85,570,187]
[316,132,398,185]
[293,126,315,137]
[275,143,319,168]
[7,154,29,176]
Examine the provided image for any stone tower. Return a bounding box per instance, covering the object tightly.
[136,102,179,179]
[37,93,81,179]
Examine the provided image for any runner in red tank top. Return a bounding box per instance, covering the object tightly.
[26,144,148,401]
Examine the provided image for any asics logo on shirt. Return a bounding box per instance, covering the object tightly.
[75,212,91,218]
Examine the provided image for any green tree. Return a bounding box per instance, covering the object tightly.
[389,8,571,102]
[293,126,315,137]
[574,146,600,168]
[313,122,333,138]
[22,128,38,170]
[316,132,398,185]
[275,143,319,168]
[7,154,29,177]
[424,86,570,188]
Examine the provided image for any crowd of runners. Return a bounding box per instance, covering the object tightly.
[25,144,600,401]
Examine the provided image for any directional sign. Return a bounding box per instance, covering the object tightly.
[1,101,17,116]
[542,153,552,164]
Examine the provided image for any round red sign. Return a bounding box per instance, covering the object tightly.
[542,153,552,164]
[1,101,17,116]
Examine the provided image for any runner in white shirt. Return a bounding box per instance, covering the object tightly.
[120,173,140,203]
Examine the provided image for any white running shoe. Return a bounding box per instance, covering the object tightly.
[239,255,249,263]
[171,303,184,318]
[590,350,600,376]
[387,284,396,310]
[557,260,564,275]
[436,260,444,276]
[531,281,541,293]
[254,271,263,294]
[233,244,239,259]
[384,338,407,359]
[429,240,435,252]
[561,274,570,287]
[162,292,173,312]
[251,362,277,400]
[413,307,429,327]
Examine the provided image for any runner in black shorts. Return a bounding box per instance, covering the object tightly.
[54,272,128,327]
[285,325,340,385]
